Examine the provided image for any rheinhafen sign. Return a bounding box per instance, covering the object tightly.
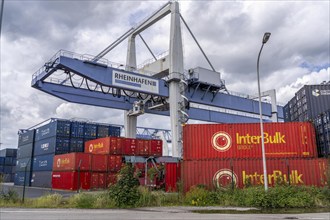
[112,70,159,94]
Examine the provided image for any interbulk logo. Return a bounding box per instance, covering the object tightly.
[243,170,303,185]
[57,158,70,167]
[211,131,286,152]
[213,169,238,189]
[211,132,232,152]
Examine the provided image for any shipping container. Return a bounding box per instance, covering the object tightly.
[91,172,106,189]
[34,136,70,156]
[0,157,4,165]
[183,122,317,160]
[109,126,121,137]
[2,165,14,174]
[137,139,150,156]
[150,140,162,157]
[2,173,15,182]
[69,138,84,153]
[31,171,52,188]
[182,158,328,192]
[165,163,181,192]
[32,154,54,171]
[106,173,117,187]
[14,171,31,186]
[84,123,97,139]
[123,138,137,155]
[35,119,71,141]
[53,153,91,171]
[18,129,35,146]
[71,121,85,138]
[16,157,32,172]
[0,148,17,157]
[85,137,110,154]
[313,110,330,157]
[110,137,123,155]
[4,157,16,166]
[17,143,34,159]
[97,125,110,138]
[108,155,123,172]
[52,171,91,190]
[91,154,108,172]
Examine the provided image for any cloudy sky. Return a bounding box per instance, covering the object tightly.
[0,0,329,149]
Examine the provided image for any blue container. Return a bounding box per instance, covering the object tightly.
[18,129,35,146]
[14,171,31,186]
[16,158,32,172]
[136,134,152,139]
[84,123,97,139]
[34,137,70,156]
[0,165,4,172]
[0,157,5,165]
[17,143,34,159]
[0,148,17,157]
[32,154,54,171]
[35,119,71,141]
[3,165,14,174]
[4,157,15,166]
[97,125,109,138]
[71,121,85,138]
[69,138,84,153]
[109,126,121,137]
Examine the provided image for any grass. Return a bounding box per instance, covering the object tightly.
[0,185,330,210]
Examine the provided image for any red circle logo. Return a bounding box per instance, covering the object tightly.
[211,131,232,152]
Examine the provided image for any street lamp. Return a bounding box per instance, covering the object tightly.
[257,32,271,191]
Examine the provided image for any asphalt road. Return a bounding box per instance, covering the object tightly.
[0,208,329,220]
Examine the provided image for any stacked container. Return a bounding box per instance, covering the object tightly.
[182,122,328,192]
[0,148,17,182]
[15,130,35,186]
[313,110,330,157]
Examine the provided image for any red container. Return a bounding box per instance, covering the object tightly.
[150,140,162,156]
[165,162,181,192]
[108,155,123,172]
[123,138,137,155]
[52,171,91,190]
[110,137,123,155]
[137,139,150,156]
[183,122,318,160]
[91,172,107,189]
[53,153,91,171]
[182,158,328,192]
[85,137,110,154]
[91,154,108,171]
[106,173,117,187]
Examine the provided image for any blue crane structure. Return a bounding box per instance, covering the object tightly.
[31,1,283,158]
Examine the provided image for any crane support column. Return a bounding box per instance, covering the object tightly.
[169,2,184,158]
[125,35,138,138]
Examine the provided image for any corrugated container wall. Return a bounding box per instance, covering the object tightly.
[31,171,52,188]
[18,130,35,146]
[32,154,54,171]
[35,120,71,141]
[52,171,91,190]
[183,122,317,160]
[34,137,70,156]
[183,158,328,192]
[313,109,330,157]
[53,153,91,171]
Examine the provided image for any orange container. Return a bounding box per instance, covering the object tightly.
[85,137,110,154]
[53,153,91,171]
[137,139,150,156]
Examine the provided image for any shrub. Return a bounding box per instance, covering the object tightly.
[31,193,63,208]
[108,164,141,208]
[0,189,19,203]
[184,186,217,206]
[68,193,96,208]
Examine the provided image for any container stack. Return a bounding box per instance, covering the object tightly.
[182,122,328,192]
[0,148,17,182]
[15,130,35,186]
[51,137,163,190]
[283,83,330,157]
[14,118,121,187]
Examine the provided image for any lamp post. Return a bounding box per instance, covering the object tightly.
[257,32,271,191]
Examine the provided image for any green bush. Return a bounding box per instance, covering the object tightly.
[184,186,217,206]
[92,192,116,208]
[108,164,141,208]
[0,189,19,203]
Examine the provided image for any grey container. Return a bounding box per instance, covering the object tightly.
[0,148,17,157]
[16,157,32,172]
[31,171,52,188]
[18,129,35,146]
[17,142,34,159]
